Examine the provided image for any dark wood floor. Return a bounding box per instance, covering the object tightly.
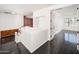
[0,30,78,54]
[33,30,77,54]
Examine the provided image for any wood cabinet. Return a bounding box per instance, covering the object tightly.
[0,29,18,44]
[24,16,33,27]
[1,29,18,38]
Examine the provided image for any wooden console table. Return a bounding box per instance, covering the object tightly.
[0,29,18,45]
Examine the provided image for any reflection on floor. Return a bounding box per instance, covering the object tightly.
[51,30,77,54]
[0,30,78,54]
[33,30,77,54]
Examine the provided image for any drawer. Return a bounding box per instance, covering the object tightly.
[1,29,18,38]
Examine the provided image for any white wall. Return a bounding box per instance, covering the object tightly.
[51,11,64,35]
[0,13,23,31]
[33,8,50,40]
[15,27,48,53]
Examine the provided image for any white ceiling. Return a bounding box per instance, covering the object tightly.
[0,4,53,15]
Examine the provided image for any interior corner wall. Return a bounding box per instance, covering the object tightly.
[0,13,23,31]
[33,8,51,40]
[52,11,64,35]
